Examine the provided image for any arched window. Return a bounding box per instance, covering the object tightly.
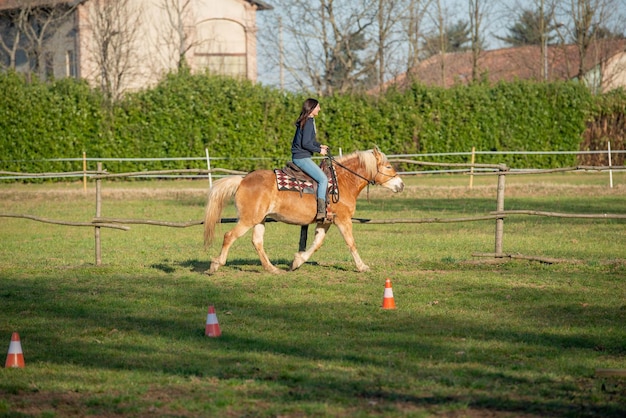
[195,19,246,77]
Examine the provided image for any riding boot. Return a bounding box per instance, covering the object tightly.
[316,198,326,221]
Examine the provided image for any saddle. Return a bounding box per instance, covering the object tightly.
[274,160,337,200]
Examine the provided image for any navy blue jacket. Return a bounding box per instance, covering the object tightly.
[291,118,321,159]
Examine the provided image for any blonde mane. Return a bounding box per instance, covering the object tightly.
[334,149,385,179]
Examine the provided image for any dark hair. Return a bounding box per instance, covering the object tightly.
[295,98,319,129]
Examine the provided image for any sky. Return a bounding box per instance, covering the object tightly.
[254,0,522,88]
[254,0,626,89]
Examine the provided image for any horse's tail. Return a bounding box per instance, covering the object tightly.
[203,175,244,247]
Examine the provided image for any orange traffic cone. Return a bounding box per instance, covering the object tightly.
[381,279,396,309]
[205,305,222,337]
[5,332,25,368]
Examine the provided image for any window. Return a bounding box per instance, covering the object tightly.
[195,19,247,78]
[66,50,77,78]
[195,53,246,77]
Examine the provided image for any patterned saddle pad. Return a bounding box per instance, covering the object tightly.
[274,161,337,196]
[275,170,316,194]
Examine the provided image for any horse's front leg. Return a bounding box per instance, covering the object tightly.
[252,223,283,274]
[291,223,332,271]
[334,219,369,272]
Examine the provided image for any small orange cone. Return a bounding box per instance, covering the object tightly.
[205,305,222,337]
[5,332,25,368]
[381,279,396,309]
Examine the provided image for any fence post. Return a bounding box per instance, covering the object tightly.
[494,166,507,256]
[205,148,213,189]
[608,141,613,189]
[469,146,475,189]
[83,152,87,192]
[95,162,102,266]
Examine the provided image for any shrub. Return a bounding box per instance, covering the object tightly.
[1,71,624,178]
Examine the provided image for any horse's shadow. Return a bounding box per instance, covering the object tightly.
[171,257,310,274]
[151,256,360,274]
[149,260,209,274]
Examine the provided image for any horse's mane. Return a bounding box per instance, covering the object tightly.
[334,149,385,179]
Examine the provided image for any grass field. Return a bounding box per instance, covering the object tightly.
[1,172,625,417]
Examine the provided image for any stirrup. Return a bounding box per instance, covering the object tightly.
[316,209,334,224]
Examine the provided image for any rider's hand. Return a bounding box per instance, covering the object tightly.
[320,145,329,155]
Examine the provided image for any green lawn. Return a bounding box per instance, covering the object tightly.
[1,172,625,417]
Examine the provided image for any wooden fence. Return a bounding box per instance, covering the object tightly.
[1,160,625,266]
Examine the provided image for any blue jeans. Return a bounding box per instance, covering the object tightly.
[292,157,328,201]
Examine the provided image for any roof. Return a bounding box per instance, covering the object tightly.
[247,0,273,10]
[0,0,272,11]
[0,0,85,10]
[379,39,626,91]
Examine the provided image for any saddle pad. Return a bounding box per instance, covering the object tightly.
[275,170,315,193]
[274,169,338,195]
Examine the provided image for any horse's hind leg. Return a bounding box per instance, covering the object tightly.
[207,222,252,274]
[252,223,282,274]
[290,224,331,271]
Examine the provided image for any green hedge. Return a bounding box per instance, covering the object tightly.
[1,70,624,177]
[0,73,105,174]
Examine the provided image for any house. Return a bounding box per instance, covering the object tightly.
[378,39,626,94]
[0,0,272,97]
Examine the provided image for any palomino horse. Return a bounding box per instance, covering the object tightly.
[203,148,404,273]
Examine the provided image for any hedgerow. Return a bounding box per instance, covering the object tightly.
[0,70,623,176]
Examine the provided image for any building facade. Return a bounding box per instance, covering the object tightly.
[0,0,272,96]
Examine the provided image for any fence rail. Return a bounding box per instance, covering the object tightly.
[2,147,625,180]
[1,159,624,267]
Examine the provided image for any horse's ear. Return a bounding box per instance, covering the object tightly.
[372,146,382,160]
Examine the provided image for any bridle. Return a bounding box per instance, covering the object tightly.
[326,150,398,203]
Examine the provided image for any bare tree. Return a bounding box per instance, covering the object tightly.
[258,0,440,92]
[0,1,76,78]
[373,0,408,89]
[558,0,623,84]
[156,0,195,72]
[423,0,451,86]
[319,0,378,94]
[259,0,380,95]
[468,0,492,82]
[537,0,559,80]
[404,0,433,72]
[497,1,560,80]
[0,8,24,70]
[85,0,142,102]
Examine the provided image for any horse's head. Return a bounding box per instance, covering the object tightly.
[333,148,404,193]
[371,148,404,193]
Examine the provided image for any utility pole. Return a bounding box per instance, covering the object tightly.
[278,16,284,90]
[540,0,547,80]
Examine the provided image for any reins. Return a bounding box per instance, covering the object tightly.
[327,150,376,202]
[325,151,341,203]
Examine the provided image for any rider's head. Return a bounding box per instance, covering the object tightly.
[296,98,320,128]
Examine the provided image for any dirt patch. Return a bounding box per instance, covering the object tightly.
[0,388,200,418]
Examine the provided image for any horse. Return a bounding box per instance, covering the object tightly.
[203,148,404,274]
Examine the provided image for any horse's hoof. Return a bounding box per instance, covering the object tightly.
[357,265,370,273]
[206,262,220,274]
[291,253,305,271]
